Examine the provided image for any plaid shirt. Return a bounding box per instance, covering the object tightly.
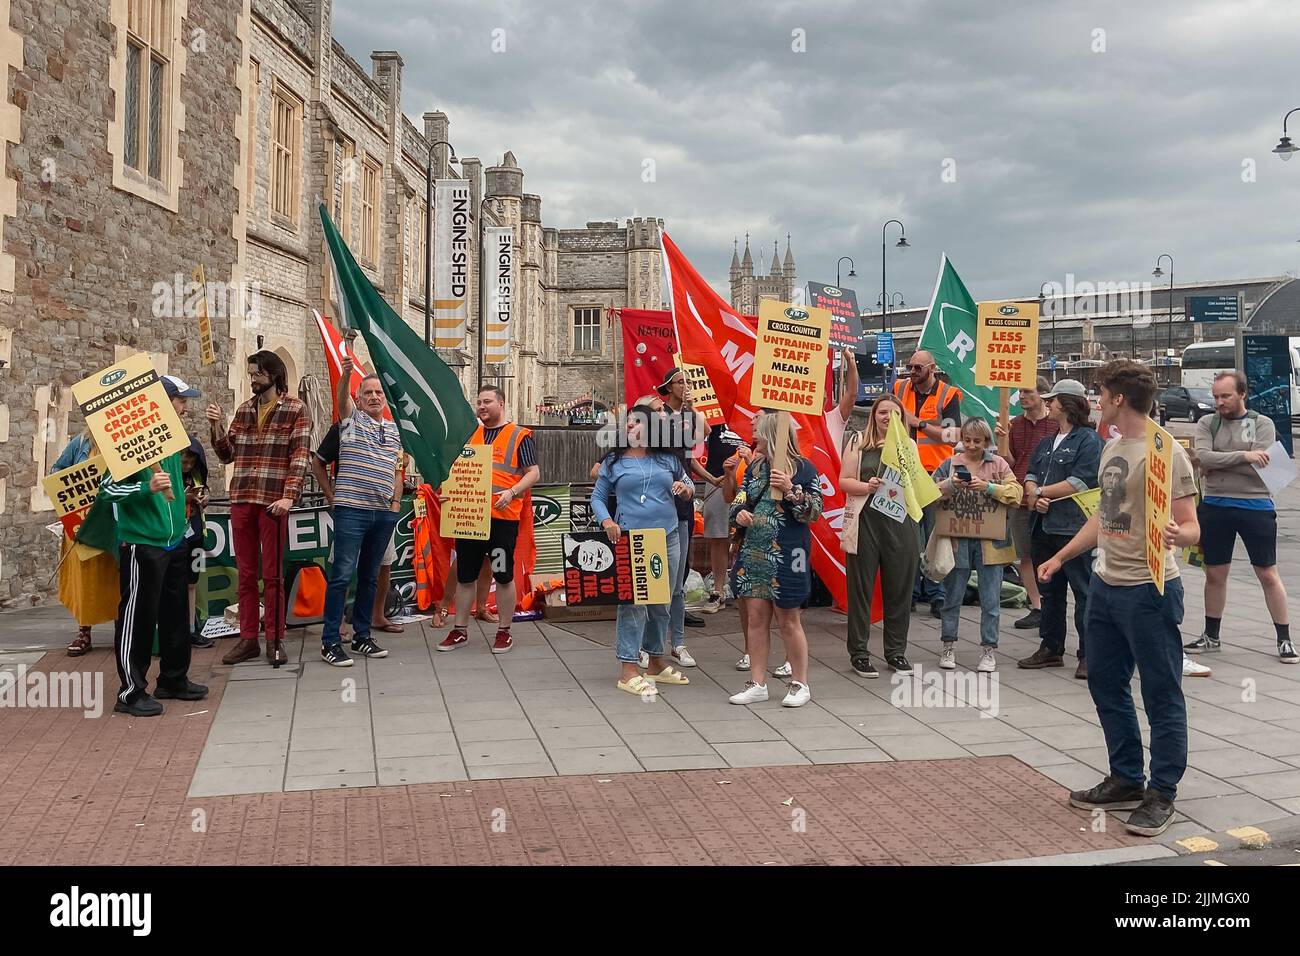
[212,394,312,506]
[1008,413,1060,508]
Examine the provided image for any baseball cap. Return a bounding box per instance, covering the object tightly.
[1041,379,1086,399]
[162,375,200,399]
[656,367,684,395]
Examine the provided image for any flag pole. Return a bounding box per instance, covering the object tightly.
[476,199,486,395]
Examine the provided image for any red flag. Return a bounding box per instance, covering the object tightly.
[311,308,393,423]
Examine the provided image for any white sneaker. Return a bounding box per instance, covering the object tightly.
[729,681,769,705]
[735,653,751,671]
[978,648,997,673]
[639,650,649,668]
[773,661,792,678]
[1182,654,1212,678]
[671,645,697,667]
[939,644,956,670]
[782,681,811,707]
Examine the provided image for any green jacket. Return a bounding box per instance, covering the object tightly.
[97,453,187,550]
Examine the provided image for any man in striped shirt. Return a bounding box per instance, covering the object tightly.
[318,354,403,666]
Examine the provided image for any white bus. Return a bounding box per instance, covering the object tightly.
[1181,337,1300,424]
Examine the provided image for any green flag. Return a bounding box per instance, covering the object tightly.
[918,254,1022,424]
[319,204,476,489]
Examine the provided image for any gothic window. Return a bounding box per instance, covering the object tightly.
[572,307,602,353]
[361,155,381,262]
[112,0,185,210]
[270,81,303,226]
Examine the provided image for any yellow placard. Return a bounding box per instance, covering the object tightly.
[194,263,216,366]
[628,528,670,605]
[71,353,191,481]
[440,444,493,540]
[676,356,725,427]
[1145,422,1176,594]
[975,301,1040,389]
[750,300,832,414]
[42,455,107,537]
[878,410,941,522]
[1065,487,1101,519]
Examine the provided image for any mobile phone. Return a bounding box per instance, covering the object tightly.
[954,465,971,483]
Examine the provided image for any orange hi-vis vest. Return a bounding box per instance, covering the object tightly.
[471,421,533,521]
[893,378,963,473]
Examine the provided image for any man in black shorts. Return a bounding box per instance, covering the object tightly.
[1185,371,1295,662]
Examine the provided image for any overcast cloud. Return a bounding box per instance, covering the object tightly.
[334,0,1300,307]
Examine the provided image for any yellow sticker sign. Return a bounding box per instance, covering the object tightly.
[1145,422,1176,594]
[71,353,190,481]
[440,444,493,540]
[628,528,670,605]
[676,357,725,427]
[750,300,832,414]
[42,455,107,538]
[194,263,216,366]
[975,301,1040,388]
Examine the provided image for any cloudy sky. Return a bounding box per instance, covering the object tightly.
[335,0,1300,308]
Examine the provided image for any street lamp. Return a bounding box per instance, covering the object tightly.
[1273,108,1300,161]
[1152,254,1174,373]
[881,220,908,333]
[423,140,457,347]
[1038,281,1056,380]
[877,292,904,309]
[836,256,856,288]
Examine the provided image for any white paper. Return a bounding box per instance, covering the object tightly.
[1252,441,1296,495]
[869,481,907,523]
[201,617,241,639]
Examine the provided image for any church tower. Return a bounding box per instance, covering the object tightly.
[729,233,793,313]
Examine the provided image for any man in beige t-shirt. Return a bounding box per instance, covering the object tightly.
[1036,360,1200,839]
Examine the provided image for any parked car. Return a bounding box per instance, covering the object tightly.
[1157,386,1214,425]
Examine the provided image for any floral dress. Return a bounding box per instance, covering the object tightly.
[729,456,824,609]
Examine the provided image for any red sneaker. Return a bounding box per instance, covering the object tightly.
[436,627,468,652]
[491,629,513,654]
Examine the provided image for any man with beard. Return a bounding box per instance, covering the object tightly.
[207,351,312,667]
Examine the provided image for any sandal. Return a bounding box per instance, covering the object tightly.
[67,628,92,657]
[432,606,449,628]
[475,609,499,624]
[617,674,658,697]
[374,621,405,633]
[647,666,690,685]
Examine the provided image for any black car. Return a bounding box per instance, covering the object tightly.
[1157,386,1214,424]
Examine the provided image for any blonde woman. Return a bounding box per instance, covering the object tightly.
[728,411,823,707]
[932,418,1023,672]
[839,396,921,676]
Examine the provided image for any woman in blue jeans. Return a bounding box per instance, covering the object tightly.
[591,404,694,697]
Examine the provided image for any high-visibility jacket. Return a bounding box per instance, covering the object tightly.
[471,422,534,521]
[412,484,451,611]
[893,378,963,473]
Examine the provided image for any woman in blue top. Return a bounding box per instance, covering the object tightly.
[591,404,695,698]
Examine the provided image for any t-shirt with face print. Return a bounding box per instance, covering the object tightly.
[1095,436,1196,587]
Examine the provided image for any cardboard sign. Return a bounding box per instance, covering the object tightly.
[868,467,907,523]
[42,455,107,538]
[676,357,725,427]
[934,488,1009,539]
[975,301,1040,388]
[1145,423,1175,594]
[71,352,190,480]
[194,263,216,366]
[562,529,670,606]
[440,444,493,540]
[750,300,832,414]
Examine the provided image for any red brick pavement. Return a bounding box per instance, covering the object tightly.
[0,645,1148,865]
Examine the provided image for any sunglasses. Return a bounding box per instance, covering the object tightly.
[906,364,930,372]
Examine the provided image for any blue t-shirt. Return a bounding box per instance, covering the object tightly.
[590,451,685,534]
[1204,496,1274,511]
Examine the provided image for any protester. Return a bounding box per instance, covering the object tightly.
[728,410,824,707]
[699,422,745,610]
[437,386,539,654]
[316,358,403,666]
[1019,379,1103,679]
[931,418,1022,672]
[180,439,212,649]
[1039,359,1199,837]
[824,346,861,454]
[1186,371,1295,663]
[839,395,920,677]
[893,350,962,617]
[658,368,709,659]
[52,428,117,657]
[102,377,209,716]
[995,377,1058,630]
[724,441,789,676]
[208,351,311,667]
[591,403,695,696]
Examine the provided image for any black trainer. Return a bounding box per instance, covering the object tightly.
[1279,639,1299,664]
[191,633,215,649]
[1183,633,1220,654]
[1125,789,1176,837]
[1013,608,1042,630]
[350,637,388,658]
[684,611,706,628]
[321,643,354,667]
[1068,775,1146,811]
[886,656,913,675]
[154,680,209,701]
[113,694,163,717]
[851,658,879,679]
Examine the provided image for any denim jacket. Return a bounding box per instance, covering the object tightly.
[1024,425,1102,536]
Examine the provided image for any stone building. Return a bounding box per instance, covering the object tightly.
[0,0,662,603]
[729,233,796,314]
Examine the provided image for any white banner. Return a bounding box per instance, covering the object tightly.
[484,225,513,364]
[433,178,471,350]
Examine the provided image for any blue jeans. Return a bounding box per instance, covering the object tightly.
[940,537,1002,647]
[1085,577,1188,799]
[1032,531,1092,658]
[668,518,689,649]
[616,526,681,663]
[322,506,399,647]
[913,502,946,605]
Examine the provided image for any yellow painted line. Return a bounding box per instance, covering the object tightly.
[1177,836,1219,853]
[1226,826,1269,847]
